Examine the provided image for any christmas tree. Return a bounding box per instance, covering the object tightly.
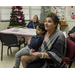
[9,6,27,27]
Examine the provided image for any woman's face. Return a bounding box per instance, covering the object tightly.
[44,17,57,31]
[33,16,37,22]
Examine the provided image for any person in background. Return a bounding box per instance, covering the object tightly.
[24,15,40,29]
[68,26,75,42]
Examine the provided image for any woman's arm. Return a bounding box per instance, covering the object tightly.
[29,50,51,59]
[26,21,31,28]
[38,53,51,59]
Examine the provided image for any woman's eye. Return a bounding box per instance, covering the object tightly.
[48,20,51,23]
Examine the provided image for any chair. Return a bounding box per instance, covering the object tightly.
[0,33,26,60]
[62,38,75,68]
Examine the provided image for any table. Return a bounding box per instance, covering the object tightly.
[0,28,36,43]
[0,28,67,43]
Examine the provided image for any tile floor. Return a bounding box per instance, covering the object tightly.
[0,43,75,68]
[0,44,23,68]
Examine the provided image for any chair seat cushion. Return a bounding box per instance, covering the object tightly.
[62,57,70,64]
[66,38,75,59]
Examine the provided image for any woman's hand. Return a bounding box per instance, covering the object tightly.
[70,33,75,38]
[29,49,51,59]
[23,27,27,29]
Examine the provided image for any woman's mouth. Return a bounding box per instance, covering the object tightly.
[45,26,49,28]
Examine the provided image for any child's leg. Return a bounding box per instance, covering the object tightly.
[15,45,30,67]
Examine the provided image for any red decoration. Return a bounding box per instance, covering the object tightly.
[14,6,17,8]
[73,15,75,19]
[71,6,73,8]
[20,6,22,8]
[16,12,18,14]
[22,17,24,19]
[11,18,14,20]
[55,7,56,9]
[22,14,25,17]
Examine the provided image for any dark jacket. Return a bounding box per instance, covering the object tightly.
[28,34,44,51]
[68,26,75,42]
[27,21,40,29]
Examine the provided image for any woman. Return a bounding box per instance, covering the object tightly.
[25,15,40,29]
[20,12,67,68]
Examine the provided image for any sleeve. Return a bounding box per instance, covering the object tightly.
[68,26,75,36]
[27,21,31,28]
[46,38,66,66]
[31,35,44,49]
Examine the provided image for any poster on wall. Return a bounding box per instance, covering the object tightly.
[67,6,75,21]
[52,6,66,20]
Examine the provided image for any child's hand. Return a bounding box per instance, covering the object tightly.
[29,49,35,55]
[29,49,41,57]
[28,39,31,45]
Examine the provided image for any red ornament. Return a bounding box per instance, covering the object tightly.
[14,6,17,8]
[11,18,14,20]
[20,6,22,8]
[55,7,56,9]
[22,17,24,19]
[71,6,73,8]
[16,12,18,14]
[22,14,25,17]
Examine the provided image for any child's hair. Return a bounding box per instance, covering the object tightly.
[37,23,45,31]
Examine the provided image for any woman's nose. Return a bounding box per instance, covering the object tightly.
[45,22,48,25]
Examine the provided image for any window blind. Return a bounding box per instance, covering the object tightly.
[0,6,41,21]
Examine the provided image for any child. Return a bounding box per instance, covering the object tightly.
[13,23,46,68]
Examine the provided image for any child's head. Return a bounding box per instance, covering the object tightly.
[36,23,45,35]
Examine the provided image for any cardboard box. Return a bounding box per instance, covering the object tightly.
[59,21,66,25]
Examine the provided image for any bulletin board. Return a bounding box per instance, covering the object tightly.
[67,6,75,21]
[52,6,66,20]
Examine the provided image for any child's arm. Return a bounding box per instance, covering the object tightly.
[27,39,31,45]
[30,35,44,50]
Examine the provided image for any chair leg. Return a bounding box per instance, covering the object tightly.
[7,47,9,55]
[68,61,73,68]
[19,46,20,50]
[1,44,3,61]
[10,47,12,54]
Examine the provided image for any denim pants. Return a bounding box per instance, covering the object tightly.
[15,45,30,67]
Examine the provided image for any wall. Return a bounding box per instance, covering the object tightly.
[0,21,29,31]
[61,6,75,35]
[50,6,75,36]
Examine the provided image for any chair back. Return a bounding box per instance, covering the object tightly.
[66,38,75,59]
[0,33,18,46]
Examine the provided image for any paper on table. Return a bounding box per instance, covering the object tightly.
[33,32,36,35]
[11,29,19,32]
[11,28,34,33]
[20,29,33,33]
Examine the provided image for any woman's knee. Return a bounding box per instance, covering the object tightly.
[20,55,34,62]
[20,56,26,62]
